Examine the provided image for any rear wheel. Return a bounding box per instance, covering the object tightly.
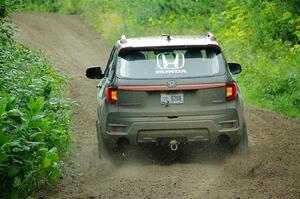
[97,133,117,161]
[235,120,248,154]
[96,120,108,160]
[96,123,130,164]
[216,120,248,158]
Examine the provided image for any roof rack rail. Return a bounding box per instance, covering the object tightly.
[206,32,216,41]
[119,34,127,44]
[162,32,171,42]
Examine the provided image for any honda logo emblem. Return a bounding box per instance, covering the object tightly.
[167,81,177,88]
[156,53,185,70]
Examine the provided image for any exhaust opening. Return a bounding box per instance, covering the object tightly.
[216,135,232,151]
[216,135,230,145]
[117,137,130,149]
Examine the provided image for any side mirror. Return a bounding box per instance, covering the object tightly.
[86,66,104,79]
[228,63,242,75]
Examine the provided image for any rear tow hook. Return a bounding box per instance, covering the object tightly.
[169,140,179,151]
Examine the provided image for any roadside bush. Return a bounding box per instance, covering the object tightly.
[1,2,72,198]
[210,1,300,118]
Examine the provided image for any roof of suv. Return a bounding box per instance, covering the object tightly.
[117,35,219,49]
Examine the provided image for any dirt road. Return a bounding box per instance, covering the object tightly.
[12,12,300,199]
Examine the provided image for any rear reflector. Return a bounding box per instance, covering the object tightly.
[226,83,237,101]
[222,122,237,128]
[105,87,118,104]
[108,126,124,133]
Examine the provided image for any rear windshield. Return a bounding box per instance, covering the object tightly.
[116,47,226,79]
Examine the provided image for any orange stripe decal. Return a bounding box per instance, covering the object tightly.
[118,83,226,91]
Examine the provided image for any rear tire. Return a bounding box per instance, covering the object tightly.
[236,120,249,154]
[96,121,129,164]
[96,120,108,160]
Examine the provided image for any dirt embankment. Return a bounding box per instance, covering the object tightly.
[12,12,300,199]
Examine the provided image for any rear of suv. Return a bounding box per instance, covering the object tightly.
[86,33,248,158]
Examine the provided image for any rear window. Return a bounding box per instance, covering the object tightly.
[116,47,226,79]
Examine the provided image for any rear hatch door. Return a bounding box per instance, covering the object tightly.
[114,47,229,117]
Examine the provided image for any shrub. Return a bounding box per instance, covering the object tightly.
[1,2,73,198]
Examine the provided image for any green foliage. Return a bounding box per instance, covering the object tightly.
[23,0,79,14]
[0,0,24,19]
[1,2,73,198]
[0,0,24,46]
[208,0,300,118]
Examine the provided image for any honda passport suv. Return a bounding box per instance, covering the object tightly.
[86,33,248,158]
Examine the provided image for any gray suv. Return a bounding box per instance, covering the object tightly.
[86,33,248,158]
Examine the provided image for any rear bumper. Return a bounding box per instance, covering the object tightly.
[100,111,243,148]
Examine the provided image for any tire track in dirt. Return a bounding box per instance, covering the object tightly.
[12,12,300,199]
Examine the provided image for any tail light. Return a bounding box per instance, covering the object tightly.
[105,87,118,104]
[226,83,237,101]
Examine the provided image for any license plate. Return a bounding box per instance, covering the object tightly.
[161,93,184,104]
